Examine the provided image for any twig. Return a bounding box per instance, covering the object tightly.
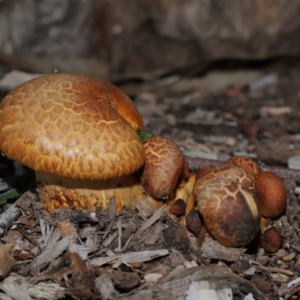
[0,205,21,237]
[16,226,41,249]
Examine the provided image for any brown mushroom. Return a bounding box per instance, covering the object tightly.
[140,136,186,199]
[194,163,257,194]
[255,172,286,218]
[168,198,186,216]
[261,227,282,253]
[0,73,146,212]
[186,209,203,236]
[193,164,261,247]
[194,178,260,247]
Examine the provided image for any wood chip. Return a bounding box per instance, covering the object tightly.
[0,205,21,237]
[115,265,265,300]
[144,273,163,283]
[89,249,169,267]
[201,239,245,261]
[1,274,65,300]
[31,235,73,275]
[271,273,289,283]
[282,252,296,261]
[0,244,16,279]
[135,197,156,218]
[95,273,119,300]
[0,291,13,300]
[123,205,166,251]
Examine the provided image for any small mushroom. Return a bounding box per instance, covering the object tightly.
[261,227,282,253]
[0,73,146,211]
[168,198,186,216]
[186,209,203,235]
[140,136,186,199]
[255,172,286,218]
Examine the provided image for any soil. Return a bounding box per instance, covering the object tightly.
[0,58,300,299]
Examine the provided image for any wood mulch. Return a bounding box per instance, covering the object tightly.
[0,59,300,299]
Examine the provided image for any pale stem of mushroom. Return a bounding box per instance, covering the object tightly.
[35,171,144,212]
[35,171,195,213]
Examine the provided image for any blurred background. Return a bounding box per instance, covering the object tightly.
[1,0,300,80]
[1,0,300,167]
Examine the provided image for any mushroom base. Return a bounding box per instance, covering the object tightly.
[36,171,145,212]
[36,171,196,213]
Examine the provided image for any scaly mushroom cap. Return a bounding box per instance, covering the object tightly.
[193,163,260,247]
[141,136,185,199]
[0,73,145,179]
[193,163,256,196]
[196,178,260,247]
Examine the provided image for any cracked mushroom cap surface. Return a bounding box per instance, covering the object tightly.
[141,136,186,199]
[0,73,145,179]
[193,163,256,195]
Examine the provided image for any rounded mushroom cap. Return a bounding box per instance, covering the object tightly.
[196,178,260,247]
[0,73,145,180]
[140,136,185,199]
[261,227,282,253]
[255,171,286,218]
[193,163,256,197]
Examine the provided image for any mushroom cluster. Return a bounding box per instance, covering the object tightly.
[192,156,287,247]
[0,73,287,253]
[0,73,189,212]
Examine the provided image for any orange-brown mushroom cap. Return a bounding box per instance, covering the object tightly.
[255,171,286,218]
[141,136,186,199]
[0,73,145,179]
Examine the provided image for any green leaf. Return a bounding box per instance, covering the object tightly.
[0,188,18,205]
[136,128,155,143]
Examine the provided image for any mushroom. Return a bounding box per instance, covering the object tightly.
[140,135,194,212]
[255,171,286,218]
[141,136,186,199]
[193,163,261,247]
[261,227,282,253]
[0,73,146,211]
[186,209,203,236]
[0,73,195,213]
[195,178,260,247]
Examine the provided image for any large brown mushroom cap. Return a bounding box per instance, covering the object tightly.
[195,178,260,247]
[0,73,145,180]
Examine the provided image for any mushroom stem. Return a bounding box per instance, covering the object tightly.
[35,171,196,213]
[36,171,144,212]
